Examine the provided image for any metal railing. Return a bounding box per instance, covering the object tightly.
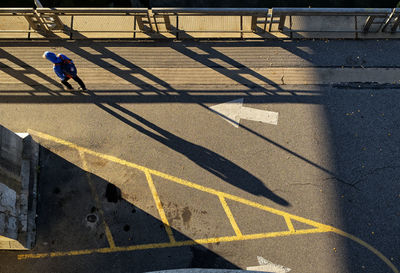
[151,8,269,35]
[270,8,396,33]
[1,7,400,39]
[35,8,151,38]
[0,8,37,35]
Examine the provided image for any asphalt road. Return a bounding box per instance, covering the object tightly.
[0,40,399,273]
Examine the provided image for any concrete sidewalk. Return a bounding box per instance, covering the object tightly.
[1,40,400,91]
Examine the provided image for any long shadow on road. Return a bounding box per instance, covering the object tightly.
[95,100,289,205]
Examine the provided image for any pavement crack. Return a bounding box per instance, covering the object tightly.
[289,182,321,188]
[351,165,400,187]
[323,176,358,189]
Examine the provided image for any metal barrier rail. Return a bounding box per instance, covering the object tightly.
[36,7,149,15]
[0,8,37,35]
[151,8,269,15]
[270,8,397,33]
[151,8,269,35]
[0,8,35,14]
[1,7,400,39]
[35,7,152,38]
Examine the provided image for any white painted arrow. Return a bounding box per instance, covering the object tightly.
[210,98,278,128]
[246,256,291,273]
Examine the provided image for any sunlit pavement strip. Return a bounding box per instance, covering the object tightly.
[18,129,399,273]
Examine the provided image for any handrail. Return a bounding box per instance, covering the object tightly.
[36,7,149,15]
[0,7,397,16]
[152,8,269,16]
[1,7,400,39]
[271,7,393,16]
[0,8,36,14]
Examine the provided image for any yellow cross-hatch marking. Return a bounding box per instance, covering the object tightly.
[145,169,176,243]
[20,129,399,273]
[79,151,116,248]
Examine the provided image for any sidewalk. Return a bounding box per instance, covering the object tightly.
[1,40,400,91]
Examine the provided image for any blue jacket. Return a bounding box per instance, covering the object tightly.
[44,51,77,81]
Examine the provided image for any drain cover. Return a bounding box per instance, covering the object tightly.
[86,214,98,223]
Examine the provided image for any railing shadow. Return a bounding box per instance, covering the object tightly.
[0,40,349,203]
[0,48,64,96]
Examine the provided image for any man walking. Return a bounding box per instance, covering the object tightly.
[43,51,87,91]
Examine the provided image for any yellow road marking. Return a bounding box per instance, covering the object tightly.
[79,151,116,249]
[18,228,326,260]
[284,216,295,233]
[25,129,399,273]
[145,170,176,243]
[328,227,400,273]
[218,194,242,237]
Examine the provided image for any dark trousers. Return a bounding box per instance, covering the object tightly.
[61,75,86,90]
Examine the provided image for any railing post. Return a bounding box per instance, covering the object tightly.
[263,10,268,32]
[70,15,74,39]
[240,15,243,38]
[363,16,376,33]
[251,16,257,32]
[390,15,400,32]
[146,9,154,32]
[381,8,396,32]
[163,15,172,30]
[278,15,286,31]
[269,8,274,32]
[176,14,179,40]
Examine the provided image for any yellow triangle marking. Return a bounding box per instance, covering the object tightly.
[23,129,399,273]
[284,215,295,232]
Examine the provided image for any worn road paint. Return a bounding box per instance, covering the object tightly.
[144,170,176,243]
[78,151,116,248]
[21,129,399,273]
[210,98,278,128]
[284,216,295,233]
[246,256,291,272]
[18,229,327,260]
[218,194,242,237]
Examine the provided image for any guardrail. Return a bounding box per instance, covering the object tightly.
[36,8,151,38]
[270,8,396,33]
[1,7,400,39]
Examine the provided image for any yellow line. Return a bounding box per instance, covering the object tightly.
[27,129,399,273]
[218,195,242,237]
[147,168,328,229]
[144,170,176,243]
[28,129,148,172]
[79,151,116,249]
[284,216,295,232]
[18,228,326,260]
[328,227,399,273]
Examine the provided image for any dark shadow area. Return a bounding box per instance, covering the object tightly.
[322,88,400,272]
[0,146,239,273]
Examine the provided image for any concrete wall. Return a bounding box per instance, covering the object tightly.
[0,126,38,250]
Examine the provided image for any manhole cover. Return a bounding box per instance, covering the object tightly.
[86,214,98,223]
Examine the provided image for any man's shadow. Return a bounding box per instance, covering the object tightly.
[96,101,289,206]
